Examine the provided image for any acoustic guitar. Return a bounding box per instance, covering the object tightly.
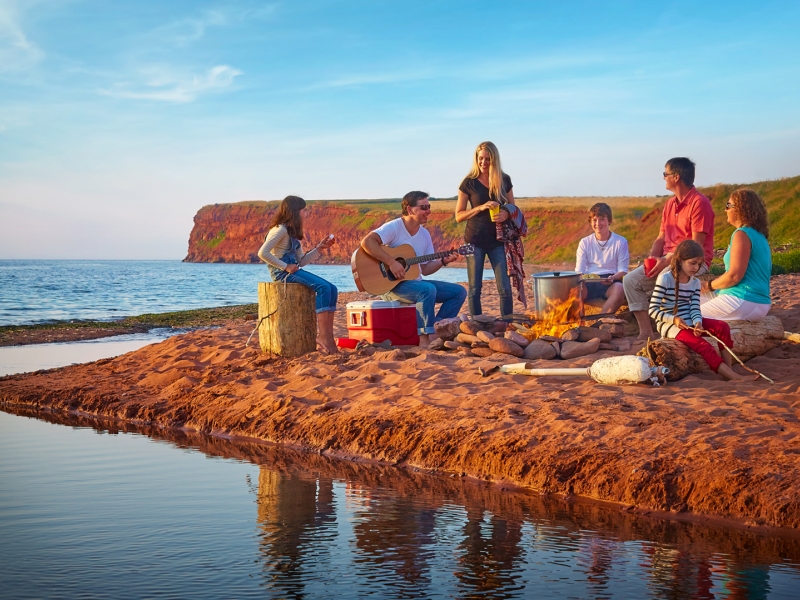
[351,243,475,296]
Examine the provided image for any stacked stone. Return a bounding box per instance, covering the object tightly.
[431,315,629,360]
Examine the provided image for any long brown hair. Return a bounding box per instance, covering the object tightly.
[729,188,769,239]
[269,195,306,239]
[466,141,506,203]
[669,240,704,314]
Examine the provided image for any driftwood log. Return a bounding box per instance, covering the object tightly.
[638,315,784,381]
[258,282,316,357]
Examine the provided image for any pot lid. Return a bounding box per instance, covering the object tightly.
[531,270,581,279]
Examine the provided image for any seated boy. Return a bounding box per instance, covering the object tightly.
[575,202,629,315]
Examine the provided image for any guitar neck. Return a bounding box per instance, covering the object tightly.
[405,250,453,266]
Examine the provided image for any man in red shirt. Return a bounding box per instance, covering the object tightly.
[623,157,715,340]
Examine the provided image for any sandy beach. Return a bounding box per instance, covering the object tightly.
[2,274,800,532]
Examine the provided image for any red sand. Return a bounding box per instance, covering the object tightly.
[2,276,800,531]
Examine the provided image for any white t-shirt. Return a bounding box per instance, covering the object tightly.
[372,218,435,281]
[575,232,630,276]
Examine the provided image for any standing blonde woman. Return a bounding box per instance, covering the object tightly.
[455,141,515,318]
[258,195,339,354]
[700,189,772,321]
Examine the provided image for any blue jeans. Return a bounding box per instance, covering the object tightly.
[384,279,467,335]
[466,244,513,318]
[270,268,338,313]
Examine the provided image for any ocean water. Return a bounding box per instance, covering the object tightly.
[1,409,798,600]
[0,260,491,326]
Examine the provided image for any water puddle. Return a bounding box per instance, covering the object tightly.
[1,407,799,599]
[0,329,183,377]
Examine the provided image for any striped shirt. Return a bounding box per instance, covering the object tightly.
[649,270,702,339]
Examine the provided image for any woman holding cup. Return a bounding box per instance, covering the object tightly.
[455,141,515,318]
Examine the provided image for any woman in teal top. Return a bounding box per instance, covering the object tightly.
[700,189,771,321]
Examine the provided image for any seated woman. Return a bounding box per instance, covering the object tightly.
[575,202,629,315]
[258,195,339,354]
[700,189,771,321]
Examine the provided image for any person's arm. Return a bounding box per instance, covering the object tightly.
[576,238,588,273]
[455,190,493,223]
[648,274,673,324]
[690,283,703,325]
[361,231,406,279]
[298,246,320,267]
[692,231,707,248]
[690,196,715,265]
[704,230,751,292]
[649,232,666,260]
[612,237,630,282]
[257,227,289,270]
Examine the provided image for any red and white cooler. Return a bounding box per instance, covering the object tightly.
[346,300,420,346]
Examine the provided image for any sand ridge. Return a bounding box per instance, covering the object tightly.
[2,277,800,530]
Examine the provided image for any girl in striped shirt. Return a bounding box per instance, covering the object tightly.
[649,240,756,380]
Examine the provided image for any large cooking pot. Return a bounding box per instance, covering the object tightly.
[530,271,583,320]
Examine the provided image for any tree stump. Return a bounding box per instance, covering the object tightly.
[258,282,316,357]
[638,315,784,380]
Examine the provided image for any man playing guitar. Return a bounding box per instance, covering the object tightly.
[359,191,467,348]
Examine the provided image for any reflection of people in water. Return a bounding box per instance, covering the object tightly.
[255,467,335,595]
[350,482,437,589]
[454,507,523,593]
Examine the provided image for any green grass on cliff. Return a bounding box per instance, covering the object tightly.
[197,230,226,250]
[191,175,800,265]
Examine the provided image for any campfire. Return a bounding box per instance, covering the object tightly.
[526,287,583,339]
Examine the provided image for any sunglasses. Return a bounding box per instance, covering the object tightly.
[662,171,676,178]
[416,204,432,211]
[725,202,735,209]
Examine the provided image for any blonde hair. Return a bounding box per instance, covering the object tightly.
[467,141,506,203]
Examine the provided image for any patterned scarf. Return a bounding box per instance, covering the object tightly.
[496,204,528,308]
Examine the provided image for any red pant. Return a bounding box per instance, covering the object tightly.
[675,318,733,372]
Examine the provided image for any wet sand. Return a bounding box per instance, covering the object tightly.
[2,276,800,531]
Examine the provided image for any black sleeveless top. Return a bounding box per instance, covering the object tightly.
[459,173,513,248]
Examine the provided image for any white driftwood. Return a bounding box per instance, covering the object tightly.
[499,356,668,385]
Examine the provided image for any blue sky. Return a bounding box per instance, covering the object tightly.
[1,0,799,259]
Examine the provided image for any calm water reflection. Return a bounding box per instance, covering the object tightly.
[1,408,798,599]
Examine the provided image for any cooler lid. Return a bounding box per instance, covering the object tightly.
[346,300,406,309]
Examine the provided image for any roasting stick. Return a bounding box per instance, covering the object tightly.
[694,326,775,384]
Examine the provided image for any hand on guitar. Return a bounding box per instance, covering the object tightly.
[317,234,336,250]
[388,259,406,279]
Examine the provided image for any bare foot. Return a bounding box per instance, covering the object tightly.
[316,336,339,355]
[418,334,431,349]
[717,363,759,381]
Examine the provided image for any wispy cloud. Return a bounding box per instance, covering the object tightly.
[0,0,44,71]
[100,64,242,102]
[150,3,278,47]
[301,70,434,92]
[152,9,228,47]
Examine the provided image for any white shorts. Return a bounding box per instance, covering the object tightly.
[700,292,770,321]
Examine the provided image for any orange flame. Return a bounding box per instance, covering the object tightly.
[527,287,583,339]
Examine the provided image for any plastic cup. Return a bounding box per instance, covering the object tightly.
[488,205,500,219]
[644,257,657,276]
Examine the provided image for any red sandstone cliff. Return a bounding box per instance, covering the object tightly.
[183,199,664,265]
[184,201,472,265]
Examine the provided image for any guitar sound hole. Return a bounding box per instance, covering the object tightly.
[380,258,407,281]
